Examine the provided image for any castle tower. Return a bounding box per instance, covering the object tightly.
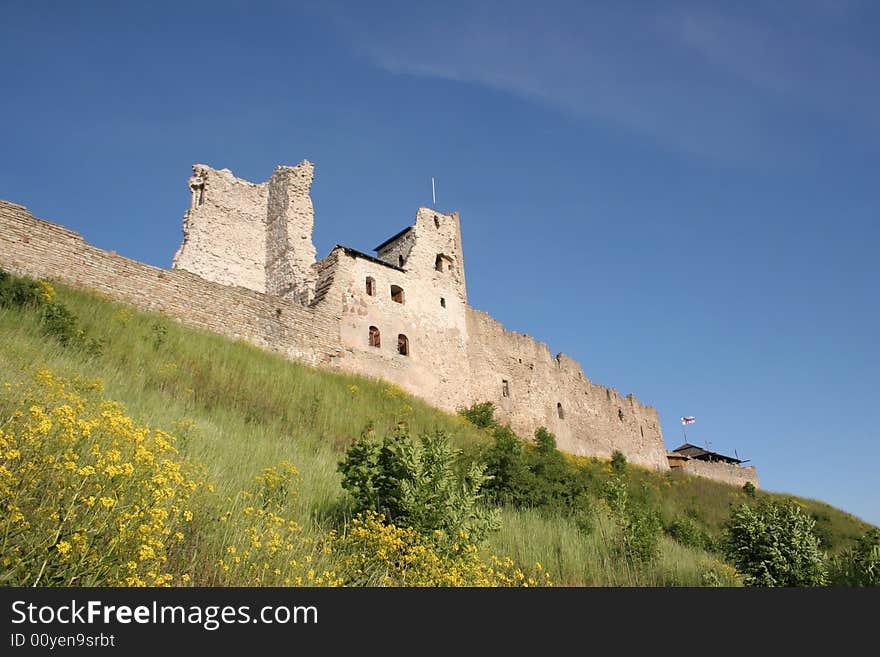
[172,161,319,304]
[265,162,318,304]
[374,207,468,305]
[172,164,268,292]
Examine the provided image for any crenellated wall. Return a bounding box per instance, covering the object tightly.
[465,309,668,470]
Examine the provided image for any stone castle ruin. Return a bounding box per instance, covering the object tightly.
[0,160,758,487]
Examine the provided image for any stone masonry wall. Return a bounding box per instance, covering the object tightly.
[0,201,340,365]
[465,309,669,470]
[265,162,318,304]
[331,208,472,412]
[172,165,268,292]
[680,459,760,488]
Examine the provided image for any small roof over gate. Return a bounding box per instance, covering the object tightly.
[672,443,743,465]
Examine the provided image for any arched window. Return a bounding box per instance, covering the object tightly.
[557,403,565,420]
[365,276,375,296]
[397,334,409,356]
[368,326,381,348]
[390,285,404,304]
[398,255,405,268]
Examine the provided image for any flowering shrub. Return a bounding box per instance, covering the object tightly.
[0,370,205,586]
[1,370,549,588]
[333,511,550,587]
[214,462,340,586]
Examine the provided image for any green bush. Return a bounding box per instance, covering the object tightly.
[611,450,627,473]
[724,500,827,587]
[481,425,592,511]
[338,427,500,547]
[481,425,535,507]
[666,517,707,550]
[0,269,102,356]
[0,270,44,308]
[458,401,498,429]
[829,529,880,587]
[41,303,80,346]
[742,481,756,498]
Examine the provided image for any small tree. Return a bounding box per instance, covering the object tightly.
[534,426,556,453]
[724,500,827,587]
[742,481,757,498]
[611,450,627,473]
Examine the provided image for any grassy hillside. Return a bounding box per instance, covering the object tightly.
[0,272,873,586]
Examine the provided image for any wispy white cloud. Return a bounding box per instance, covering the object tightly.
[319,0,879,164]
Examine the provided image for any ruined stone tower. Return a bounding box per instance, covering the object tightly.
[173,161,317,304]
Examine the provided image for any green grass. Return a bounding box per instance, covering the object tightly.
[0,276,873,585]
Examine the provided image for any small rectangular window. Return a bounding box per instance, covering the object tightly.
[502,380,510,398]
[440,297,446,308]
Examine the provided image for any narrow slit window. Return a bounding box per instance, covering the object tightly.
[502,380,510,398]
[434,215,440,228]
[365,276,375,296]
[557,403,564,420]
[398,255,405,268]
[435,254,444,272]
[390,285,404,304]
[618,408,624,421]
[368,326,381,348]
[440,297,446,308]
[397,334,409,356]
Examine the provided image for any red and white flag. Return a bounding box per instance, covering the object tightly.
[681,416,696,425]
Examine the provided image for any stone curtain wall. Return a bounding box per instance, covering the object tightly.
[466,308,669,470]
[0,201,341,365]
[680,459,760,488]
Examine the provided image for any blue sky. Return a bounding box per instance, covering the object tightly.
[1,1,878,526]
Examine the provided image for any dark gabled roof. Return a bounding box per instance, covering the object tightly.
[373,226,413,252]
[672,443,742,464]
[336,245,405,271]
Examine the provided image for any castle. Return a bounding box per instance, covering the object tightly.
[0,160,758,487]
